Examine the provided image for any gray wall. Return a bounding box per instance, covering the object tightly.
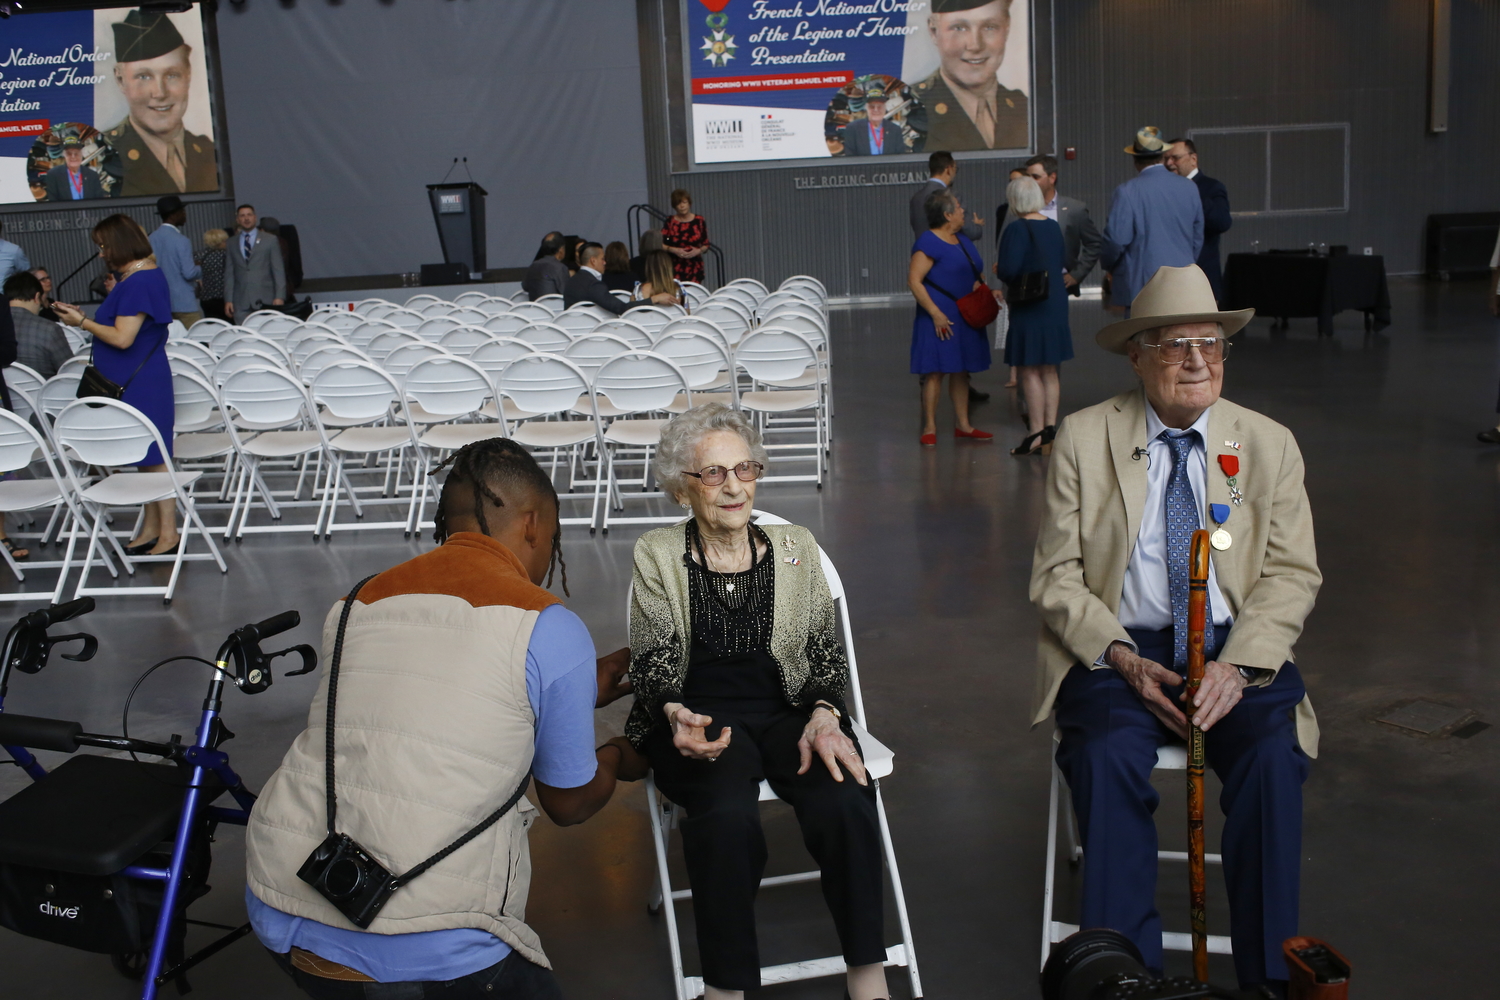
[644,0,1500,296]
[214,0,649,279]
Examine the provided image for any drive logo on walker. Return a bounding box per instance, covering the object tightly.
[39,900,81,919]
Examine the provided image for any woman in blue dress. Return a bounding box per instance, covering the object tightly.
[54,214,179,556]
[995,176,1073,456]
[908,187,997,445]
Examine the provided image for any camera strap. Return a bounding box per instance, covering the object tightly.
[322,574,535,891]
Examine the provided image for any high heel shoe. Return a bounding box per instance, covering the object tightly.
[1010,429,1044,456]
[1040,424,1057,456]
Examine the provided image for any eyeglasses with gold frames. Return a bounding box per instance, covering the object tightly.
[682,461,765,487]
[1139,337,1231,365]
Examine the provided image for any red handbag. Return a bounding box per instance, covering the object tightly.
[924,239,1000,328]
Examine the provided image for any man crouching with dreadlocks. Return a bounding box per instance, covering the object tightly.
[246,438,646,998]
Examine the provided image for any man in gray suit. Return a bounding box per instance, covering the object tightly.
[909,151,984,241]
[995,155,1101,297]
[223,203,285,322]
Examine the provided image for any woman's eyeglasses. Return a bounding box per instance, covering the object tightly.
[683,461,764,487]
[1139,338,1231,365]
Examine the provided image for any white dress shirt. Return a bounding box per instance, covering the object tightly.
[1040,196,1059,222]
[1117,402,1232,631]
[1186,167,1200,180]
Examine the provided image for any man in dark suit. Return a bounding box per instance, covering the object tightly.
[524,233,570,300]
[42,137,107,202]
[223,203,285,322]
[1166,138,1232,304]
[995,155,1102,297]
[842,87,907,156]
[909,151,984,240]
[564,243,676,314]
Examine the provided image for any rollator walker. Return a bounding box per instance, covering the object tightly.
[0,598,316,998]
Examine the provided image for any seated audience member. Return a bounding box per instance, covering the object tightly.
[601,241,636,292]
[629,404,888,1000]
[1032,265,1320,994]
[244,439,645,996]
[562,235,584,275]
[638,250,682,305]
[523,233,569,301]
[630,230,664,283]
[532,230,563,260]
[29,267,60,321]
[564,243,676,314]
[6,270,72,379]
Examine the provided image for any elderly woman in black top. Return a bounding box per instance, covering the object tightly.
[628,403,887,1000]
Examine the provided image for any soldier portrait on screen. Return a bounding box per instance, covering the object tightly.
[910,0,1030,153]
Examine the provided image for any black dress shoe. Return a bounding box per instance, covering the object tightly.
[968,387,991,403]
[1478,428,1500,444]
[124,537,158,556]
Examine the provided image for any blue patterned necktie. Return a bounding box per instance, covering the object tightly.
[1163,430,1210,671]
[242,232,252,261]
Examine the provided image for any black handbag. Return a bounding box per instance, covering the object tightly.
[1004,220,1052,307]
[76,330,166,404]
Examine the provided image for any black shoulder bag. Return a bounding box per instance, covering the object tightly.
[1003,220,1051,307]
[76,328,166,403]
[297,574,535,928]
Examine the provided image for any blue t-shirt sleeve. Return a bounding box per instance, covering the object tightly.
[525,604,599,789]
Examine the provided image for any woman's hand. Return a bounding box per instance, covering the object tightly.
[931,309,953,339]
[53,302,85,328]
[798,707,867,785]
[664,702,732,760]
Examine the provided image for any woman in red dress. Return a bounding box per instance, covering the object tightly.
[661,188,709,285]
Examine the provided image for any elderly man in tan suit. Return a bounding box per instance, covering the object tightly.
[1031,265,1321,995]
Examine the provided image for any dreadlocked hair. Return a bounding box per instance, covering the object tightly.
[430,438,569,596]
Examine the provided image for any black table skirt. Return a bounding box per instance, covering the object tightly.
[1223,253,1392,334]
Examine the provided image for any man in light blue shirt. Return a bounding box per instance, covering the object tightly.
[0,220,31,287]
[1100,127,1204,314]
[149,195,203,326]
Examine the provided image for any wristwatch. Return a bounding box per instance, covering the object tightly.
[813,701,841,720]
[1235,665,1264,683]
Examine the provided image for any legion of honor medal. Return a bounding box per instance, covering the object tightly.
[1217,454,1244,507]
[700,13,737,67]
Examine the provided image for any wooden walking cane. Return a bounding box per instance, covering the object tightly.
[1185,528,1212,981]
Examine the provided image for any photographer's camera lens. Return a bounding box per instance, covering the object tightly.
[324,857,367,900]
[1042,929,1152,1000]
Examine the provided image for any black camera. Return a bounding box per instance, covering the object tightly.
[1042,929,1275,1000]
[297,833,400,929]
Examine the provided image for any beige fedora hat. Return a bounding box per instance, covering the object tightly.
[1095,265,1255,354]
[1123,125,1170,157]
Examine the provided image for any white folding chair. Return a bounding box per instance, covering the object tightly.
[53,398,226,603]
[316,310,366,336]
[188,317,233,342]
[39,373,83,423]
[643,510,922,999]
[495,354,601,526]
[298,343,374,384]
[734,329,825,486]
[167,340,218,372]
[0,407,108,604]
[240,309,284,332]
[708,286,758,317]
[403,355,507,532]
[509,290,532,304]
[251,314,302,340]
[218,365,328,539]
[695,302,751,345]
[610,289,633,303]
[725,277,770,302]
[680,281,711,310]
[530,295,564,316]
[437,326,496,357]
[515,322,573,354]
[383,309,426,331]
[624,305,675,340]
[453,291,491,307]
[593,318,653,350]
[661,315,731,351]
[651,329,736,408]
[761,298,827,326]
[381,341,453,383]
[208,325,250,357]
[307,361,424,539]
[556,309,604,339]
[447,306,490,326]
[509,302,556,324]
[470,337,541,426]
[415,317,463,342]
[213,347,290,387]
[216,331,290,366]
[482,313,529,338]
[365,329,424,362]
[4,364,45,410]
[476,297,514,317]
[289,332,351,370]
[348,319,401,350]
[780,275,828,299]
[352,298,394,315]
[417,300,457,318]
[591,351,691,533]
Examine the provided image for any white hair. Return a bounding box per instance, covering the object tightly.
[1006,176,1044,216]
[653,402,769,501]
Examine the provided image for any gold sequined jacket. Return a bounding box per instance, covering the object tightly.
[626,521,849,750]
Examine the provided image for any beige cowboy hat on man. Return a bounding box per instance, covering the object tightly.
[1095,263,1254,353]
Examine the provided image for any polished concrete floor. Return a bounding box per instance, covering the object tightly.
[1,278,1496,998]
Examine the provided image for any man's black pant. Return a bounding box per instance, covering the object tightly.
[645,706,886,991]
[267,948,561,999]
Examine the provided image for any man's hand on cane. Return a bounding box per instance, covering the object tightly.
[1105,641,1188,739]
[1184,660,1246,731]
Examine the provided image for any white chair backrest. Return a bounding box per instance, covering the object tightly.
[415,317,463,342]
[593,351,690,414]
[5,364,45,405]
[515,322,573,353]
[310,361,403,424]
[562,333,635,379]
[758,291,817,318]
[404,294,443,309]
[208,326,246,356]
[624,305,674,338]
[509,290,532,304]
[349,319,401,349]
[509,301,555,323]
[695,303,751,344]
[234,331,291,363]
[453,291,491,307]
[476,297,514,317]
[726,277,770,301]
[680,281,710,309]
[39,373,81,420]
[402,355,495,419]
[383,309,426,331]
[0,407,52,475]
[419,301,457,318]
[57,356,91,379]
[214,347,289,385]
[610,289,633,303]
[284,322,340,350]
[365,328,424,361]
[253,314,302,340]
[220,364,312,427]
[5,384,39,429]
[780,274,828,297]
[188,317,233,342]
[469,336,534,377]
[167,319,191,342]
[661,315,730,349]
[531,294,564,315]
[438,326,496,357]
[762,300,827,327]
[172,367,220,428]
[316,310,366,335]
[650,329,732,389]
[593,319,652,350]
[763,315,826,350]
[448,306,490,326]
[735,328,818,382]
[497,353,591,417]
[709,287,758,314]
[241,309,284,331]
[54,397,166,468]
[168,352,214,386]
[353,298,394,316]
[381,341,451,380]
[482,313,529,338]
[780,283,826,307]
[556,310,602,338]
[291,332,351,367]
[299,343,374,383]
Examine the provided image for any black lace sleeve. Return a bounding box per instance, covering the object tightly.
[795,594,850,720]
